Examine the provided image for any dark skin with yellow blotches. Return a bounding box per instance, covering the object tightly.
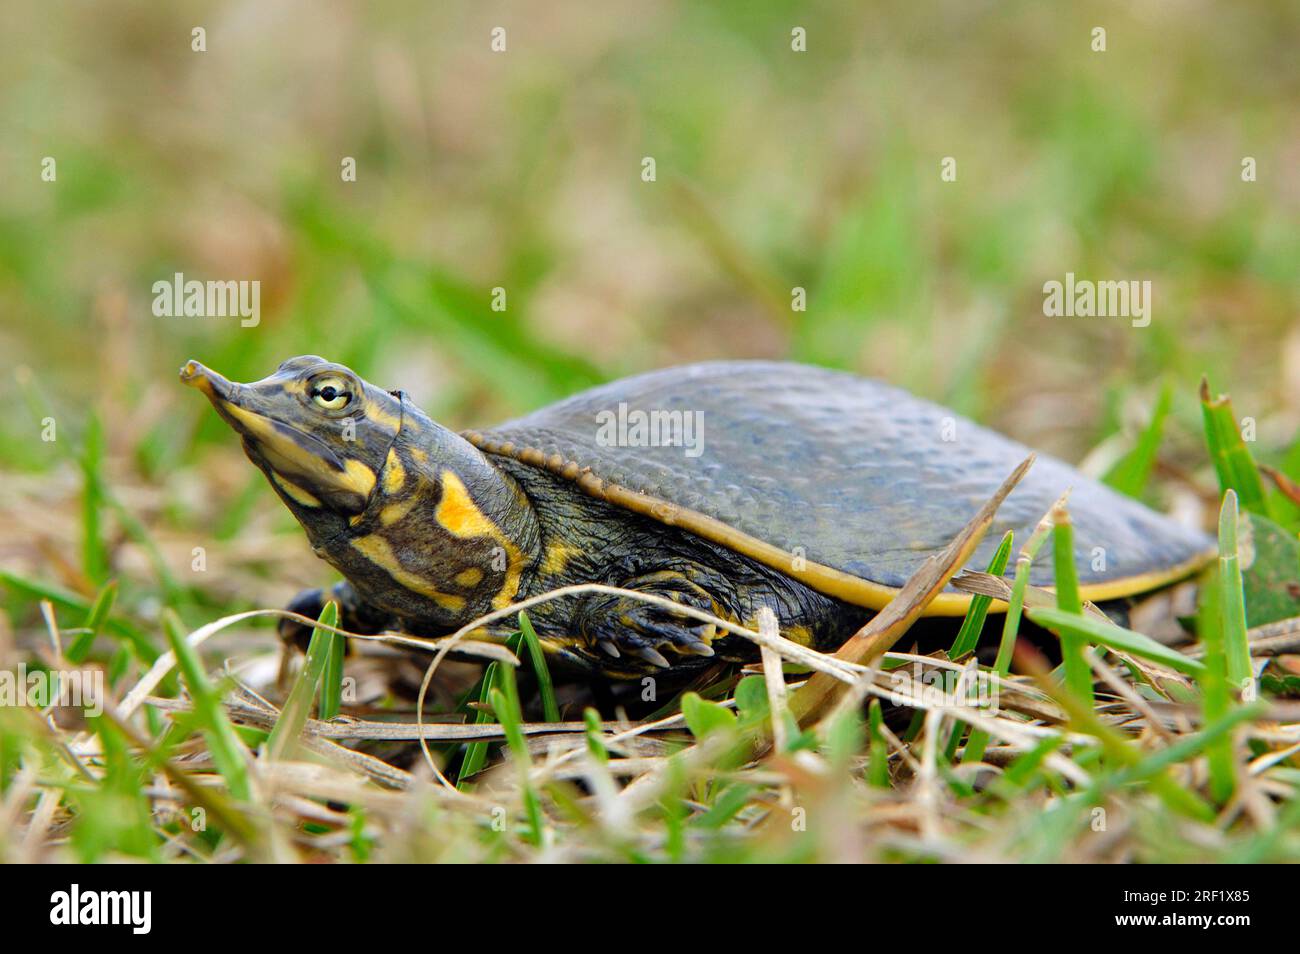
[181,357,866,677]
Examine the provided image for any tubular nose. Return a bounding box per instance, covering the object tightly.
[179,360,234,400]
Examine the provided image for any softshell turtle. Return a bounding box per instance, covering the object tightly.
[181,357,1214,676]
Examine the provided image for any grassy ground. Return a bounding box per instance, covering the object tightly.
[2,3,1300,862]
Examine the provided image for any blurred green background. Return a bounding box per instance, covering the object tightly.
[1,1,1298,617]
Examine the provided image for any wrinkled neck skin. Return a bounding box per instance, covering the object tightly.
[306,399,542,633]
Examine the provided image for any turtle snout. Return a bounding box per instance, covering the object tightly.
[180,360,235,402]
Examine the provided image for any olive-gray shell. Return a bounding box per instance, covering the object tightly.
[477,361,1212,597]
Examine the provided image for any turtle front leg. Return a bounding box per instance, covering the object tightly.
[575,569,722,669]
[277,580,395,652]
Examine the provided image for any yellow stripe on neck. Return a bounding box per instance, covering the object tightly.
[271,471,321,508]
[435,470,524,609]
[349,533,466,613]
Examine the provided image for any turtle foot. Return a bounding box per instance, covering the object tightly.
[576,572,720,671]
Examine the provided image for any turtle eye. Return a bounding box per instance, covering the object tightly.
[309,377,352,410]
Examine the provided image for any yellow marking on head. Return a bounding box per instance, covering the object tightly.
[271,471,321,508]
[435,470,524,609]
[223,401,376,501]
[454,567,484,587]
[364,397,404,433]
[409,447,429,466]
[382,448,405,494]
[380,496,419,527]
[224,402,301,453]
[540,542,584,577]
[349,533,467,613]
[225,403,346,484]
[343,459,377,497]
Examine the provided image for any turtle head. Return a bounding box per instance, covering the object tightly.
[180,356,402,521]
[183,356,541,629]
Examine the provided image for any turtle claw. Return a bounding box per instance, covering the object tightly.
[575,575,722,671]
[628,645,671,669]
[681,638,715,658]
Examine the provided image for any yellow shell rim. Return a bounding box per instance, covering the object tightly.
[464,432,1216,616]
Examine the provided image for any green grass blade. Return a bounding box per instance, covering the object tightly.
[265,601,338,762]
[682,692,738,739]
[458,632,523,788]
[964,515,1053,764]
[0,568,89,610]
[991,735,1064,797]
[79,411,109,585]
[1200,378,1269,517]
[866,699,890,787]
[518,611,560,722]
[0,569,160,665]
[1218,490,1252,691]
[1196,571,1235,803]
[949,530,1013,659]
[489,663,543,846]
[993,513,1054,675]
[99,704,262,854]
[583,708,608,765]
[1019,648,1215,822]
[317,627,346,721]
[1103,382,1171,499]
[900,707,925,743]
[824,703,864,769]
[17,369,179,598]
[457,664,500,787]
[1052,505,1093,706]
[1108,702,1262,789]
[75,715,159,861]
[693,783,755,830]
[942,714,964,764]
[66,580,118,664]
[1027,606,1205,677]
[162,610,251,801]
